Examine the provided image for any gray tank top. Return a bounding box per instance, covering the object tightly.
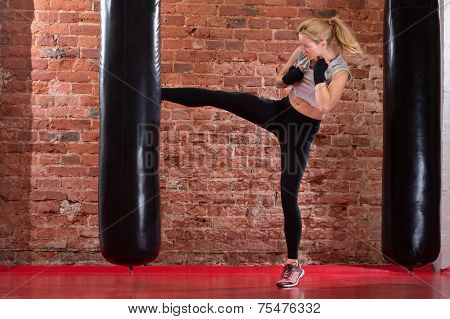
[291,51,352,108]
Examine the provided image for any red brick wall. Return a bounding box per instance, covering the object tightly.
[0,0,384,266]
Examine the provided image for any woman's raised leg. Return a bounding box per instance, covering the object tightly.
[162,87,287,131]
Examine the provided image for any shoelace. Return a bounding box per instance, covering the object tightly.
[281,264,297,279]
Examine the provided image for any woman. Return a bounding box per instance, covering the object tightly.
[161,16,363,288]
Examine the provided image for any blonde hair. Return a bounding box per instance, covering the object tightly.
[298,16,364,57]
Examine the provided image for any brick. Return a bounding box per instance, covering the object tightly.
[225,41,244,51]
[260,7,298,18]
[81,48,99,59]
[57,71,96,82]
[163,15,185,26]
[174,63,194,73]
[248,18,267,29]
[176,4,218,16]
[69,25,99,36]
[72,83,93,94]
[36,12,58,22]
[274,30,298,40]
[31,70,56,81]
[235,29,272,40]
[50,0,92,10]
[59,12,79,23]
[79,12,100,23]
[60,132,80,142]
[78,37,100,48]
[219,6,259,17]
[227,18,246,28]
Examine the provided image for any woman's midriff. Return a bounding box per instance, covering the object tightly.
[288,89,323,121]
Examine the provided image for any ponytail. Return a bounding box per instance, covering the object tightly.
[328,17,364,56]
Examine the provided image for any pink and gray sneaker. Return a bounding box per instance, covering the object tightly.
[276,262,305,288]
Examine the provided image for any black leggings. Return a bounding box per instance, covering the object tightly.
[161,87,321,259]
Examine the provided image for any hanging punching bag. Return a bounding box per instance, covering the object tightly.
[382,0,441,270]
[98,0,161,267]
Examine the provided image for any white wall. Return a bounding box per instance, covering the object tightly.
[434,0,450,271]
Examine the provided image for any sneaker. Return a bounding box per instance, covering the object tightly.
[276,262,305,288]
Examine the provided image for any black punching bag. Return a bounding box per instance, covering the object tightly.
[98,0,161,266]
[382,0,441,269]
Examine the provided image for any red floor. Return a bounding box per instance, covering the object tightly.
[1,264,449,299]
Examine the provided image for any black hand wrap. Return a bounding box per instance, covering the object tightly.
[313,58,328,85]
[282,66,304,85]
